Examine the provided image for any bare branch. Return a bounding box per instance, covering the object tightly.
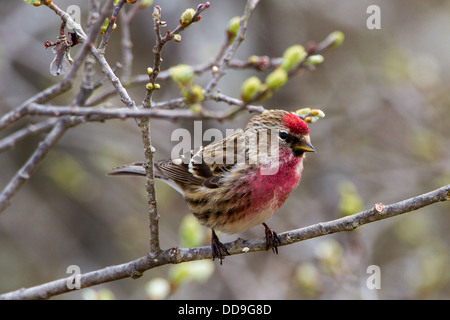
[0,0,114,131]
[204,0,260,94]
[25,101,266,121]
[0,119,69,213]
[1,184,448,299]
[0,119,58,153]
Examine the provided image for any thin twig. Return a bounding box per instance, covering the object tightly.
[72,0,101,106]
[25,101,265,120]
[142,3,211,108]
[98,0,126,52]
[0,0,114,131]
[204,0,260,94]
[0,119,58,153]
[0,119,69,213]
[138,3,211,255]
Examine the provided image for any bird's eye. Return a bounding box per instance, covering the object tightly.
[279,131,288,140]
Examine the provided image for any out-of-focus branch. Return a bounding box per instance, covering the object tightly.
[1,184,448,299]
[0,119,58,152]
[0,119,69,213]
[0,0,114,213]
[204,0,260,94]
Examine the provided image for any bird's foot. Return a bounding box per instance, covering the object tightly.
[263,223,281,254]
[211,229,230,265]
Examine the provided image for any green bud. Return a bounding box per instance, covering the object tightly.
[304,54,324,66]
[280,45,307,72]
[154,83,161,90]
[338,180,364,216]
[308,109,326,122]
[140,0,153,7]
[258,84,273,101]
[265,68,288,90]
[173,34,182,42]
[169,261,214,286]
[169,264,191,285]
[147,67,153,75]
[312,108,325,118]
[170,64,194,86]
[315,239,344,274]
[186,260,215,283]
[189,103,202,115]
[227,16,240,43]
[240,76,262,102]
[100,18,109,34]
[145,83,153,90]
[182,85,204,103]
[295,263,322,296]
[295,108,325,123]
[145,278,170,300]
[191,85,204,102]
[24,0,42,6]
[327,31,345,49]
[180,8,196,26]
[248,55,259,64]
[295,108,312,116]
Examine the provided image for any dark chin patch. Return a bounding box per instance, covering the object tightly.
[292,149,304,157]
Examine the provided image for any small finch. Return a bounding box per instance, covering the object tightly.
[110,109,315,264]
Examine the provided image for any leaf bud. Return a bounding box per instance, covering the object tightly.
[170,64,194,86]
[327,31,345,49]
[304,55,324,66]
[180,8,196,26]
[173,34,182,42]
[140,0,153,8]
[265,68,288,90]
[280,45,307,72]
[182,85,204,103]
[226,16,240,43]
[240,76,262,102]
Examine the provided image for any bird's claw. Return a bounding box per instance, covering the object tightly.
[211,230,230,265]
[263,223,281,254]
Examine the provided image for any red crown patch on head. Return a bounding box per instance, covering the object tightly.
[282,113,309,135]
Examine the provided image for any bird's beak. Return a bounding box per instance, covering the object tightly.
[294,141,316,153]
[294,137,316,153]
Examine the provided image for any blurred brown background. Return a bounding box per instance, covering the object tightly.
[0,0,449,299]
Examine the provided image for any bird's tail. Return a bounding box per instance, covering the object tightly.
[108,162,166,179]
[108,162,185,195]
[108,162,146,176]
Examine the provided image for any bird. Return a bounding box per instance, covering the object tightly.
[109,109,315,264]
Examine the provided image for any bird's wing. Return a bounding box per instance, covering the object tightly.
[154,158,203,186]
[157,132,247,189]
[110,132,248,190]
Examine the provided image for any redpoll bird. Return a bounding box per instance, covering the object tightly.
[110,109,315,264]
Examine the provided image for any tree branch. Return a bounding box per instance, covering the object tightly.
[204,0,260,94]
[1,184,448,299]
[0,118,69,213]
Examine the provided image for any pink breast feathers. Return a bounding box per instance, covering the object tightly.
[246,149,303,215]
